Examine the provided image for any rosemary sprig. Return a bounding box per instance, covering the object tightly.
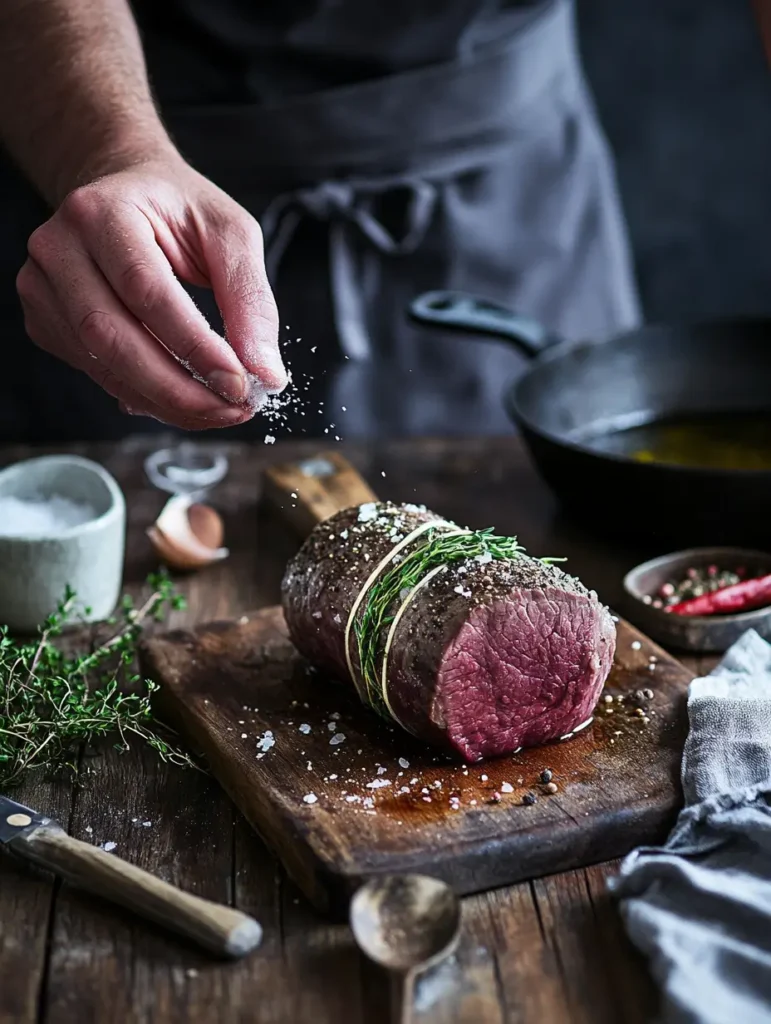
[354,526,560,718]
[0,572,196,788]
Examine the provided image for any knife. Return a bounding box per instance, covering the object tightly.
[0,795,261,958]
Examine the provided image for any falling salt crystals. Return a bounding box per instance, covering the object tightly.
[0,494,96,537]
[303,794,318,804]
[103,842,117,853]
[631,641,642,651]
[500,782,514,794]
[329,733,346,746]
[299,724,311,734]
[398,757,410,769]
[453,585,472,598]
[264,435,276,445]
[366,779,391,790]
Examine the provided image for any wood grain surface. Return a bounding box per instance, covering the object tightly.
[10,824,261,958]
[145,451,692,914]
[0,437,707,1023]
[145,604,690,917]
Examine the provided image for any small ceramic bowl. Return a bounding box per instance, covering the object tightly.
[0,455,126,633]
[622,547,771,653]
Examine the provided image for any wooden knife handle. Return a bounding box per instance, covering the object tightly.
[263,450,377,535]
[10,824,261,958]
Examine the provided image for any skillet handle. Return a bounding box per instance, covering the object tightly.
[408,291,558,357]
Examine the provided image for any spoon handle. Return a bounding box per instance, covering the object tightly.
[394,969,417,1024]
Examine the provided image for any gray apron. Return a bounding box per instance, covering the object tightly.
[0,0,640,442]
[165,0,641,438]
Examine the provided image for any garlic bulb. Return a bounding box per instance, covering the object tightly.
[147,494,229,571]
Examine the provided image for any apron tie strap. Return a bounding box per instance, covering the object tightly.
[261,179,437,359]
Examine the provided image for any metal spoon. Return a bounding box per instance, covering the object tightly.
[350,874,461,1024]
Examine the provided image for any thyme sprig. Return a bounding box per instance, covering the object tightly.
[0,572,196,788]
[353,526,562,719]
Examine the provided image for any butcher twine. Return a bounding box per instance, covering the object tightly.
[344,518,470,726]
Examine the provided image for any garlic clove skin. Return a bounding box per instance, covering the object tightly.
[187,502,224,550]
[147,494,228,571]
[146,524,220,571]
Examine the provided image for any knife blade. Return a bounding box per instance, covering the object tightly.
[0,794,261,958]
[0,795,51,843]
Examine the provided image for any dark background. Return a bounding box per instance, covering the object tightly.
[580,0,771,323]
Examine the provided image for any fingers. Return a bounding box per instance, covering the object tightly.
[18,169,287,430]
[17,257,249,432]
[58,190,250,405]
[197,207,288,393]
[117,394,241,430]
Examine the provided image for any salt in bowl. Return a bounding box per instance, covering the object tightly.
[0,455,126,633]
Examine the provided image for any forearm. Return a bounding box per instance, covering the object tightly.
[0,0,176,205]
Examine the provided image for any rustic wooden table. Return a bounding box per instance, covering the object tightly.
[0,436,708,1024]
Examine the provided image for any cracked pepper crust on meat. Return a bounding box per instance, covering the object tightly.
[281,502,616,761]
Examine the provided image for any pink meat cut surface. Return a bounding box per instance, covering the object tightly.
[281,502,616,761]
[433,589,614,761]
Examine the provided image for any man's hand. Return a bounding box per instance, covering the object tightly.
[16,154,286,430]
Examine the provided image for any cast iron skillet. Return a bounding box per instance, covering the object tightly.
[409,290,771,547]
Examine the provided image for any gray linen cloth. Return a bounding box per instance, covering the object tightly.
[611,629,771,1024]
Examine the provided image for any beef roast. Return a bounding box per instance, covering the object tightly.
[281,502,616,761]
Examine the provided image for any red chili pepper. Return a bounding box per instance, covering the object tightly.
[670,573,771,616]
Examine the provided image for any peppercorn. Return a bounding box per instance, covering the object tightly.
[539,769,553,783]
[522,792,537,806]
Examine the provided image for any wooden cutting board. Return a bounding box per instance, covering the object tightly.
[143,452,692,918]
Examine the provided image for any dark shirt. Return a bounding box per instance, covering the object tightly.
[130,0,541,106]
